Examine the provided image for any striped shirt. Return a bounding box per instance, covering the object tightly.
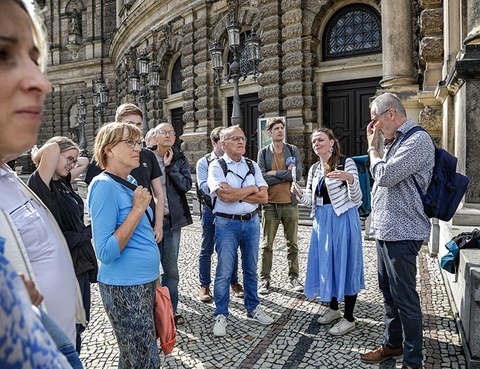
[370,119,435,241]
[299,157,362,217]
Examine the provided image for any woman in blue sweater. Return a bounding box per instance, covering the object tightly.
[87,122,161,368]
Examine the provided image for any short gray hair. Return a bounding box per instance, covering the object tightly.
[220,125,242,141]
[370,93,406,117]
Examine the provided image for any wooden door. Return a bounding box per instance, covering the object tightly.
[323,78,381,157]
[227,93,260,160]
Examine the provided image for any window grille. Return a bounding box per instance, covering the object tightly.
[324,5,381,60]
[171,57,183,94]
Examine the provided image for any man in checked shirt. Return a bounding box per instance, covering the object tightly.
[361,93,434,369]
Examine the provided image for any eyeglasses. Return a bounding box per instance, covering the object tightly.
[65,156,78,166]
[120,139,143,148]
[225,136,247,143]
[157,130,176,137]
[371,109,393,124]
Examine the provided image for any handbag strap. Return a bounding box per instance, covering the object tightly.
[105,172,154,228]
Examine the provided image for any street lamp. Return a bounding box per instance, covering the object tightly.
[76,93,87,156]
[209,20,261,126]
[128,50,160,136]
[93,73,108,125]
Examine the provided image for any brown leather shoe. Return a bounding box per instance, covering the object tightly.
[231,282,244,298]
[199,287,213,303]
[360,345,403,363]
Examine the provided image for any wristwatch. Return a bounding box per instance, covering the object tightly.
[367,147,378,154]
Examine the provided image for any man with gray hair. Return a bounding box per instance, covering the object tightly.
[360,93,434,369]
[154,122,193,325]
[207,125,274,337]
[196,127,244,303]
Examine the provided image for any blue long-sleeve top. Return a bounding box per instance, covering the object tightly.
[86,173,160,285]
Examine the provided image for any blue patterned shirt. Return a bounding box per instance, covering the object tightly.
[370,119,435,241]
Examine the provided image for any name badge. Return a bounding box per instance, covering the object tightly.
[316,197,324,206]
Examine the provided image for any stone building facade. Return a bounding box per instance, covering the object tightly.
[37,2,479,232]
[32,0,480,364]
[36,2,479,193]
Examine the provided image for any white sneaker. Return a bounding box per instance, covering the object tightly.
[247,306,274,325]
[258,281,270,295]
[213,315,227,337]
[288,278,304,292]
[317,308,342,325]
[328,318,356,336]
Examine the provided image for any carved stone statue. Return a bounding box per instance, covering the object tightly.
[69,9,81,35]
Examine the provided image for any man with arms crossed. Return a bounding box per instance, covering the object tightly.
[360,93,434,369]
[207,125,274,337]
[196,127,244,303]
[257,117,303,294]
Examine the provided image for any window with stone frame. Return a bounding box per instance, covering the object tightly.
[171,57,184,94]
[323,4,381,60]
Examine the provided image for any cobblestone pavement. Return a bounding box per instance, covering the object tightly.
[79,218,466,369]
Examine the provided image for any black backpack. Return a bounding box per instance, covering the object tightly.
[401,126,469,221]
[195,156,256,210]
[217,157,255,184]
[195,154,216,210]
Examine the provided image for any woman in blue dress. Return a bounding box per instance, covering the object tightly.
[292,127,365,336]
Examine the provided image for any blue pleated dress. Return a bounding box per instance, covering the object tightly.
[304,204,365,302]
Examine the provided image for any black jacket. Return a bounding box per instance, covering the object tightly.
[164,146,193,229]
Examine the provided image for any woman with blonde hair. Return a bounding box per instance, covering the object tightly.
[28,136,96,353]
[292,127,365,336]
[87,122,161,368]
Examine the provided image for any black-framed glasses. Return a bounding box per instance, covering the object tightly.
[157,130,176,137]
[225,136,247,143]
[120,139,142,148]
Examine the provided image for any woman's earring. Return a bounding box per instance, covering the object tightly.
[329,146,334,153]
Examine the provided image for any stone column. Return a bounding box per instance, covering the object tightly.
[380,0,417,87]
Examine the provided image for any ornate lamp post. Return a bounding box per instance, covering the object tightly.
[209,20,261,126]
[76,93,87,156]
[129,50,160,136]
[93,73,108,125]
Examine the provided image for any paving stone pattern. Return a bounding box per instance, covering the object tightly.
[79,219,466,369]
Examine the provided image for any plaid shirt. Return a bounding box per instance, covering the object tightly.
[370,119,435,241]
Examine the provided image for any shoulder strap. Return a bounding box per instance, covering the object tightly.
[218,158,228,177]
[400,126,427,144]
[105,172,154,228]
[337,156,347,170]
[399,125,432,201]
[245,158,255,176]
[286,143,294,157]
[204,153,213,166]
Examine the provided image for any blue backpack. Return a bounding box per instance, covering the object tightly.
[401,126,469,221]
[311,155,371,218]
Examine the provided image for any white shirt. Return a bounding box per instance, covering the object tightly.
[207,155,267,215]
[0,165,77,343]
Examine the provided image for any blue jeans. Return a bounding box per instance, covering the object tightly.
[39,308,84,369]
[159,219,181,314]
[214,214,260,317]
[376,239,424,368]
[199,206,239,287]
